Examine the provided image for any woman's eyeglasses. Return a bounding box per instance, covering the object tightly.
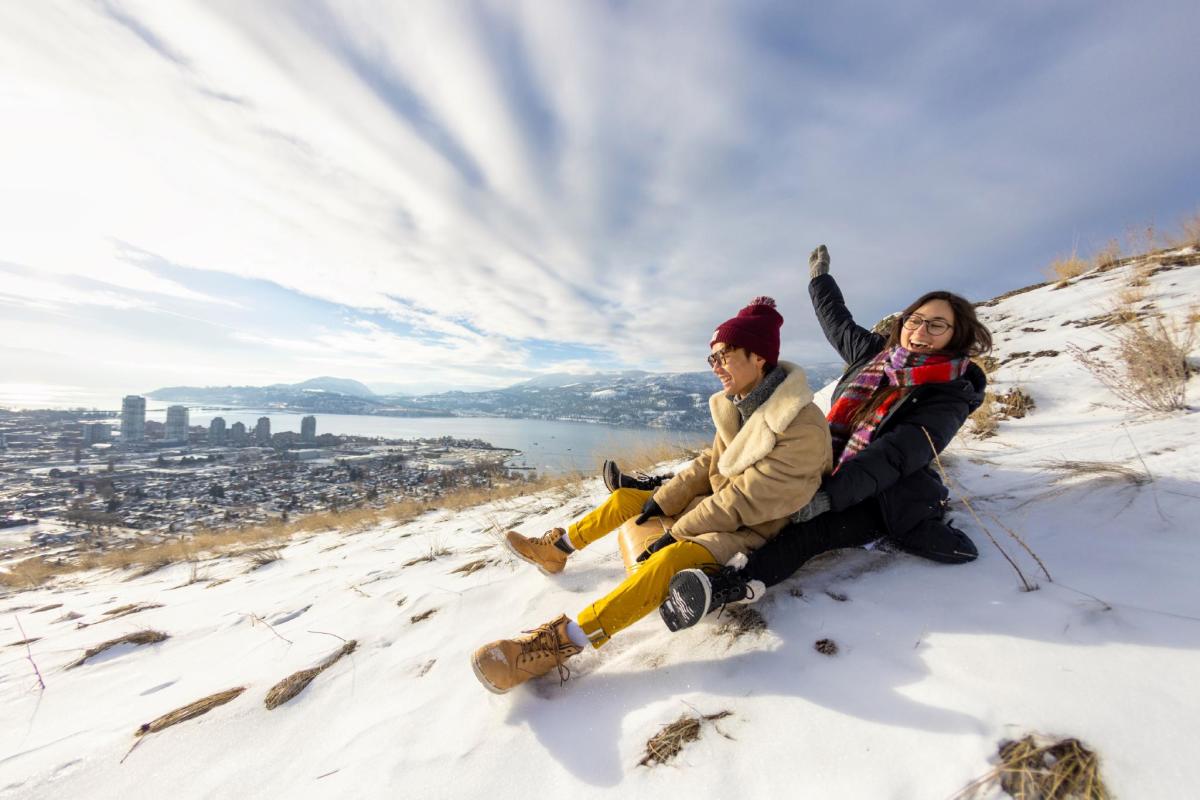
[707,347,739,369]
[902,314,953,336]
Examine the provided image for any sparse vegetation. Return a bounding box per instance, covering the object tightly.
[715,605,766,638]
[814,638,839,656]
[67,630,168,669]
[954,734,1110,800]
[1093,238,1123,271]
[1171,208,1200,249]
[1069,312,1196,413]
[637,711,732,767]
[264,640,357,710]
[0,468,602,590]
[1047,250,1089,286]
[969,393,999,438]
[996,387,1035,419]
[134,687,246,738]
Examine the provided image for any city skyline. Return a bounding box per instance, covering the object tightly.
[2,2,1198,401]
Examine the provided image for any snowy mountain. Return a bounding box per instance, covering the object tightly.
[2,249,1198,798]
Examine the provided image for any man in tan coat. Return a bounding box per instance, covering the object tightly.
[471,297,832,694]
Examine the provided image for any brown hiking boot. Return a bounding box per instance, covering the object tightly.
[471,614,583,693]
[505,527,570,575]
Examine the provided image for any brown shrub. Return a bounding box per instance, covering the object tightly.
[1047,251,1089,284]
[968,393,999,438]
[954,734,1110,800]
[996,387,1035,420]
[638,711,732,767]
[1173,208,1200,249]
[1093,238,1123,271]
[1069,312,1196,412]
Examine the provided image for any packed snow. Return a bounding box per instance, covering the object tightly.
[2,252,1198,798]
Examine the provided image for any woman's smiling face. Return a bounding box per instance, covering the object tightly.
[900,298,956,353]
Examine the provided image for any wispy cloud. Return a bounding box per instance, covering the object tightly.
[1,0,1197,397]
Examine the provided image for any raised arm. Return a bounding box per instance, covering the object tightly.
[808,245,885,366]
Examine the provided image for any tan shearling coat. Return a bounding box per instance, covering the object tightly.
[652,362,832,565]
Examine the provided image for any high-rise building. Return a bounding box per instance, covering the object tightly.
[165,405,189,443]
[255,416,271,443]
[209,417,226,444]
[121,396,146,443]
[230,421,247,442]
[82,423,111,445]
[301,415,317,442]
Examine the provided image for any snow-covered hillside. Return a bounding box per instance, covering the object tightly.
[2,251,1198,799]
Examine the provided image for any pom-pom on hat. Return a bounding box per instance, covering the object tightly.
[710,296,784,367]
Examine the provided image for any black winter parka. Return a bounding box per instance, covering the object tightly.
[809,274,986,537]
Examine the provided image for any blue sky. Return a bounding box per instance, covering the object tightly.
[1,1,1197,401]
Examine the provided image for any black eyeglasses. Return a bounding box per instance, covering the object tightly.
[902,314,953,336]
[707,347,740,369]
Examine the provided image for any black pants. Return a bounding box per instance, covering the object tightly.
[745,500,978,588]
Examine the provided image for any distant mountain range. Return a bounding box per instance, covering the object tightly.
[148,364,846,431]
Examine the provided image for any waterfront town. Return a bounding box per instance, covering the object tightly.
[0,397,518,553]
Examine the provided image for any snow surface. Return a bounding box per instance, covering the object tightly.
[2,253,1199,799]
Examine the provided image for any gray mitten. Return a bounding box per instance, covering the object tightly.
[792,491,831,523]
[809,244,830,279]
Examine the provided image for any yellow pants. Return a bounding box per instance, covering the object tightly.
[567,489,720,648]
[566,487,651,550]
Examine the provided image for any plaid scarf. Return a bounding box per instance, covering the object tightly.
[827,346,969,470]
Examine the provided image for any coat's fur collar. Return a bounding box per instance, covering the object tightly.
[712,361,815,478]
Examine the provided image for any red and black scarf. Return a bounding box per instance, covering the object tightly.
[827,346,969,470]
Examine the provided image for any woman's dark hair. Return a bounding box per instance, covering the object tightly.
[885,290,993,357]
[845,291,992,430]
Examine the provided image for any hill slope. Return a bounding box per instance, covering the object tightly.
[2,250,1198,798]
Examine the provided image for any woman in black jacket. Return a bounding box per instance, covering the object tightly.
[659,244,993,631]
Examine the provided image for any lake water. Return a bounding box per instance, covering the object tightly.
[90,406,711,475]
[0,385,711,474]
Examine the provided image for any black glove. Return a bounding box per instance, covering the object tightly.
[791,491,831,524]
[809,244,830,280]
[636,531,676,563]
[634,497,664,525]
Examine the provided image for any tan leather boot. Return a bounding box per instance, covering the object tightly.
[471,614,583,694]
[505,528,569,575]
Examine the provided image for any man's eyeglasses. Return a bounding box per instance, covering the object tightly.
[902,314,953,336]
[707,347,742,369]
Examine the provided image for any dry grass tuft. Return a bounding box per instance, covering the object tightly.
[449,558,492,576]
[32,603,63,613]
[1039,459,1150,487]
[264,640,357,710]
[1069,311,1196,413]
[955,734,1111,800]
[715,605,766,638]
[1093,238,1123,271]
[996,387,1036,420]
[968,393,1000,439]
[1047,251,1089,286]
[7,637,40,647]
[245,547,283,571]
[814,638,839,656]
[0,558,64,590]
[136,687,246,738]
[67,630,168,669]
[77,602,163,628]
[410,608,438,624]
[402,543,453,567]
[1171,208,1200,249]
[973,354,1001,376]
[638,711,732,767]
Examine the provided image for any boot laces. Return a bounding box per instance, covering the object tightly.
[713,572,755,620]
[519,621,574,685]
[533,528,563,546]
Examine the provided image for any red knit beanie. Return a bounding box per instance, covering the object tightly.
[710,296,783,367]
